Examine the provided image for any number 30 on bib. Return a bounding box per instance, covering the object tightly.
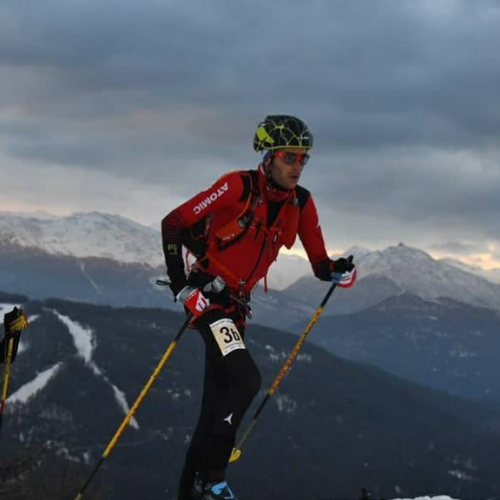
[209,318,246,357]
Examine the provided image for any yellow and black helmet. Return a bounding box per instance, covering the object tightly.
[253,115,313,152]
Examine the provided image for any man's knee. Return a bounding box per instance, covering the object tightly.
[225,349,261,399]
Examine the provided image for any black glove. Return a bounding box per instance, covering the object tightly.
[4,307,28,335]
[331,255,356,288]
[1,307,28,364]
[313,255,357,288]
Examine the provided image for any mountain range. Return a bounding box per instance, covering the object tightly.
[2,290,500,500]
[2,210,500,405]
[302,292,500,403]
[3,210,499,295]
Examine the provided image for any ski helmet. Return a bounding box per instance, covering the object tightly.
[253,115,313,152]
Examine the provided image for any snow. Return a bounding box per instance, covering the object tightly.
[0,211,164,267]
[79,261,103,294]
[283,243,499,320]
[393,497,458,500]
[52,311,94,364]
[52,309,138,428]
[0,303,22,317]
[275,393,298,414]
[349,244,500,311]
[9,362,63,404]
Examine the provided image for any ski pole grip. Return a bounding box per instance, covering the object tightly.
[203,276,226,294]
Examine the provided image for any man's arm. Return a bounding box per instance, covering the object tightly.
[161,172,245,296]
[297,193,330,280]
[298,193,356,287]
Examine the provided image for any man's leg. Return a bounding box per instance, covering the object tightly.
[177,337,226,499]
[194,311,262,484]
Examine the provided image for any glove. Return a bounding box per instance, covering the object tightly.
[331,255,357,288]
[176,286,210,317]
[2,307,28,364]
[4,307,28,334]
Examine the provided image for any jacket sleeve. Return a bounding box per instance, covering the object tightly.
[161,172,245,296]
[297,194,332,281]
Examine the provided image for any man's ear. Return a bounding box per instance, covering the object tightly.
[263,154,273,175]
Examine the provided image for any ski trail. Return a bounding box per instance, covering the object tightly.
[52,311,94,363]
[88,361,139,429]
[9,362,63,404]
[52,310,138,428]
[79,261,103,295]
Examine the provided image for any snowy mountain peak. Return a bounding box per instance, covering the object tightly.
[286,242,500,313]
[359,243,436,276]
[357,244,500,310]
[342,245,372,259]
[0,210,164,267]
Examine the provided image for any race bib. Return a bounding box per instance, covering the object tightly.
[209,318,246,357]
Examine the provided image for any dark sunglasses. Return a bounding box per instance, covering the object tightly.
[274,151,310,167]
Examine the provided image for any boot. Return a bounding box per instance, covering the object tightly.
[201,481,238,500]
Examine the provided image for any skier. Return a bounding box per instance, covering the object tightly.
[161,115,356,500]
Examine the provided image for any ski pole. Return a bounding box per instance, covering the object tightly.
[0,334,15,437]
[1,307,28,438]
[73,297,193,500]
[229,282,337,463]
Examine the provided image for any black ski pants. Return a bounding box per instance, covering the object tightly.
[177,308,261,499]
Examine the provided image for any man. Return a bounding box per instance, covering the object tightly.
[161,115,356,500]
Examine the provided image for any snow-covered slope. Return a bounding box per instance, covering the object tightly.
[0,211,164,267]
[285,243,500,314]
[9,308,139,428]
[440,257,500,285]
[356,243,500,309]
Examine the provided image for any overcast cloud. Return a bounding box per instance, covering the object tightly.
[1,0,499,267]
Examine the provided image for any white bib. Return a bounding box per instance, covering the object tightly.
[209,318,246,357]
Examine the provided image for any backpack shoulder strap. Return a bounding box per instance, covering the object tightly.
[238,169,259,203]
[295,185,311,212]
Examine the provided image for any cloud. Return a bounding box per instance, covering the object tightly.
[1,0,500,262]
[430,241,488,255]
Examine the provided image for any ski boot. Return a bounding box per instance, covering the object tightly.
[201,480,238,500]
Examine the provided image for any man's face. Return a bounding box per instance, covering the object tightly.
[268,148,308,190]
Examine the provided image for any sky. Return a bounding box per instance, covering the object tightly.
[1,0,499,269]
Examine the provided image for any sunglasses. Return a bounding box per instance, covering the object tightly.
[274,151,310,167]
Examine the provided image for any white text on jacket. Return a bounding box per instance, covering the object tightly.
[193,183,229,215]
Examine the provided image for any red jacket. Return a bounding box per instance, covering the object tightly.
[161,168,330,297]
